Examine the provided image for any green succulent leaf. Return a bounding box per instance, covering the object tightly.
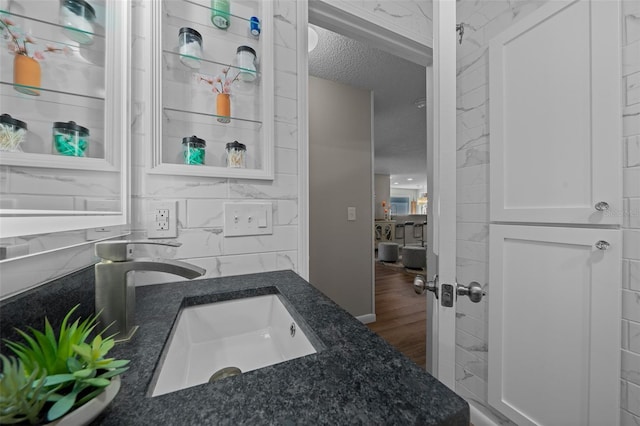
[47,390,78,421]
[82,378,110,388]
[72,368,95,379]
[66,357,82,373]
[97,367,129,379]
[3,305,130,423]
[72,343,92,361]
[42,374,76,387]
[0,354,55,425]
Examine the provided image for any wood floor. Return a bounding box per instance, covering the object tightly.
[367,262,427,369]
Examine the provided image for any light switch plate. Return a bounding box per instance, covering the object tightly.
[224,202,273,237]
[347,207,356,221]
[147,201,178,238]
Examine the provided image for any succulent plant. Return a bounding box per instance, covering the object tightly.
[0,354,55,425]
[2,306,129,422]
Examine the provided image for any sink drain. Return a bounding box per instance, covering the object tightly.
[209,367,242,383]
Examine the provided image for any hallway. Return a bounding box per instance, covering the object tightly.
[367,262,427,369]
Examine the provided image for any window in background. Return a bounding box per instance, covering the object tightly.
[390,196,410,216]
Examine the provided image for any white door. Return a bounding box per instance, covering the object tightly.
[488,225,621,425]
[489,0,621,226]
[430,0,623,424]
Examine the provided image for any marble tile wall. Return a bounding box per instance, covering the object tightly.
[622,0,640,423]
[454,2,544,421]
[319,0,432,47]
[128,0,300,286]
[455,1,640,423]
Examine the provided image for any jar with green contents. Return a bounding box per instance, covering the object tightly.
[211,0,230,29]
[52,121,89,157]
[182,135,206,165]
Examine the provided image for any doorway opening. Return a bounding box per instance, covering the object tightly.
[306,9,431,370]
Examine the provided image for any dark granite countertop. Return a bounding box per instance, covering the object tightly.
[97,270,468,425]
[0,269,469,425]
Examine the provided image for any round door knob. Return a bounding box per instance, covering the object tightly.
[457,281,486,303]
[414,275,426,294]
[595,240,610,250]
[594,201,609,211]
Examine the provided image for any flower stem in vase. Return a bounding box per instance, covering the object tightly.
[216,93,230,123]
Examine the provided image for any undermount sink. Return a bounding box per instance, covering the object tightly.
[151,293,318,396]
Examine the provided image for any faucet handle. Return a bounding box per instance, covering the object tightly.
[95,240,181,262]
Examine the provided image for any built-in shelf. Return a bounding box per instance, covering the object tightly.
[163,106,262,126]
[148,0,274,181]
[163,49,262,77]
[0,150,118,172]
[0,81,105,101]
[0,9,106,40]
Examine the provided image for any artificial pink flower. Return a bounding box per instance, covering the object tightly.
[24,35,35,44]
[33,51,45,60]
[1,17,15,26]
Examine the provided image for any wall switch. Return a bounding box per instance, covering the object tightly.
[147,201,178,238]
[224,202,273,237]
[347,207,357,221]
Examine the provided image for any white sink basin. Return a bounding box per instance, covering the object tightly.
[151,294,317,396]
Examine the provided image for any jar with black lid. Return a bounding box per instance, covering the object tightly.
[183,135,206,165]
[0,114,27,152]
[178,27,203,69]
[52,121,89,157]
[225,141,246,168]
[236,45,257,82]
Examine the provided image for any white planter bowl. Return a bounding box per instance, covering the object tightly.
[47,376,120,426]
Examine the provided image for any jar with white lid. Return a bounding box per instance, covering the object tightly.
[236,46,257,82]
[178,27,203,69]
[60,0,96,45]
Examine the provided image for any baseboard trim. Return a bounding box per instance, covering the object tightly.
[356,313,376,324]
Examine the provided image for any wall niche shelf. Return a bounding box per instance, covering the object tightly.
[0,0,130,238]
[148,0,274,180]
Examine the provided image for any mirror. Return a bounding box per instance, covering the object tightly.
[0,0,129,252]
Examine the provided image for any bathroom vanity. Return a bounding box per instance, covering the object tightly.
[0,270,469,425]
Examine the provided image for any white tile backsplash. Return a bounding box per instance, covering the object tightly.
[629,321,640,353]
[623,290,640,324]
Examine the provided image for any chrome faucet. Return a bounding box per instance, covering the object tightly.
[94,240,206,342]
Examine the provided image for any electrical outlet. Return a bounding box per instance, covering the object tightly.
[147,201,178,238]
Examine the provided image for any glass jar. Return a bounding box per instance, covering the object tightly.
[182,135,206,165]
[178,27,203,69]
[236,46,257,82]
[0,114,27,152]
[59,0,96,45]
[225,141,246,168]
[52,121,89,157]
[211,0,230,29]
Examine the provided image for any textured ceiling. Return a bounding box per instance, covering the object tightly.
[308,24,428,190]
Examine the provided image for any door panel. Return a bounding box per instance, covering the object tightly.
[489,224,621,426]
[489,0,621,225]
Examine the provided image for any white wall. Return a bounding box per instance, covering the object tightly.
[308,76,373,318]
[455,1,640,424]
